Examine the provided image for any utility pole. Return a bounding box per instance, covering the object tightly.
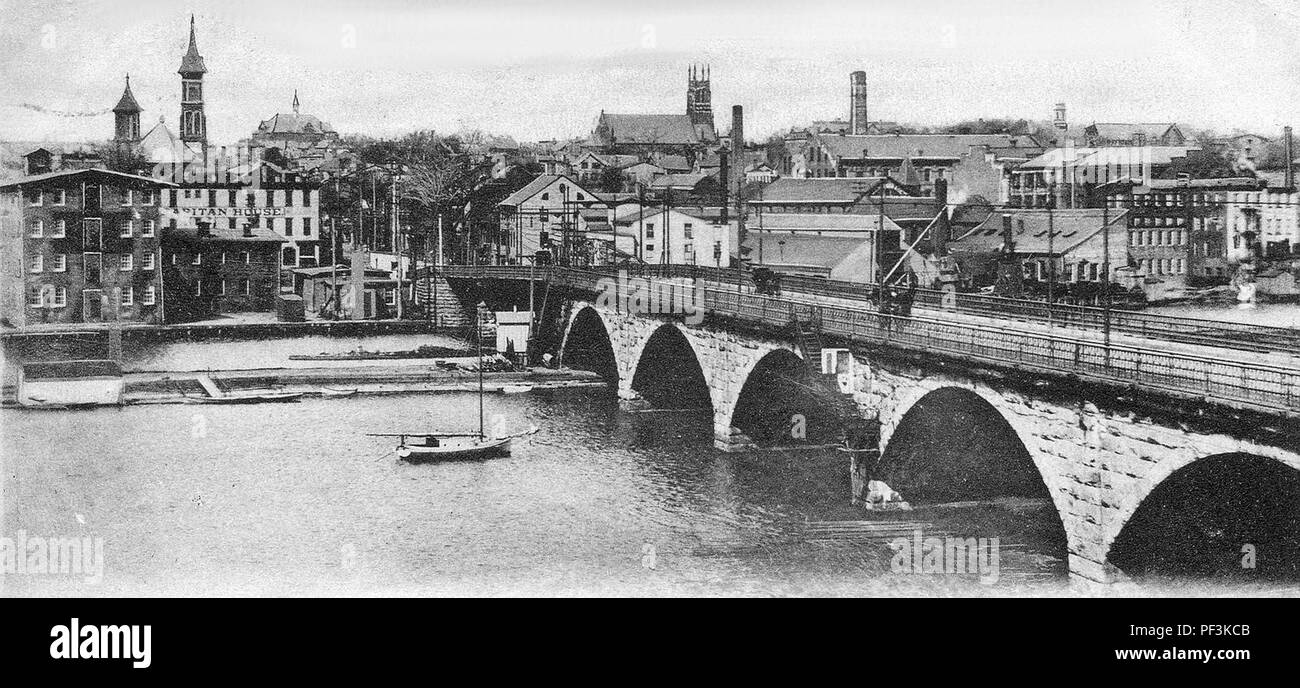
[1102,194,1111,361]
[1047,199,1055,328]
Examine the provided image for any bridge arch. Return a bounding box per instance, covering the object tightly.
[729,347,853,447]
[560,305,620,385]
[1106,451,1300,581]
[627,322,714,413]
[876,382,1070,558]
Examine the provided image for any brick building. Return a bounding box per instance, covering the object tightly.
[0,169,175,327]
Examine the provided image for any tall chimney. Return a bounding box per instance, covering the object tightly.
[933,178,949,256]
[1285,125,1294,189]
[731,105,746,251]
[730,105,746,197]
[850,71,869,135]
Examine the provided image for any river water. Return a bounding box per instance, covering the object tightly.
[2,380,1081,597]
[3,327,1296,597]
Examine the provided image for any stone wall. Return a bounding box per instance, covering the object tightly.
[556,298,1300,586]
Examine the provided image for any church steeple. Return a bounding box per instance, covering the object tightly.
[178,14,208,149]
[113,74,142,143]
[686,63,714,131]
[178,14,207,75]
[293,90,300,114]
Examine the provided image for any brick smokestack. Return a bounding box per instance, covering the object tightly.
[933,178,949,256]
[730,105,745,197]
[731,105,746,253]
[1286,125,1294,189]
[850,71,868,135]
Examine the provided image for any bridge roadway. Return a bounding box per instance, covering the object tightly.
[443,264,1300,418]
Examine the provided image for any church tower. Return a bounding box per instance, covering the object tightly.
[178,15,208,153]
[112,75,142,144]
[686,64,714,131]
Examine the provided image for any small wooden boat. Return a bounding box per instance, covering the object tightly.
[320,387,359,397]
[184,392,302,403]
[500,384,533,394]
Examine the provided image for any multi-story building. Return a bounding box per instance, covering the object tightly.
[609,206,729,266]
[160,221,283,323]
[159,173,324,272]
[496,174,608,263]
[0,169,175,327]
[781,132,1040,202]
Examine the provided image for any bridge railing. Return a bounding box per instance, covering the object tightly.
[441,264,1300,415]
[596,263,1300,356]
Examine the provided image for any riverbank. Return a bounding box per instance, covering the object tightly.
[2,363,606,407]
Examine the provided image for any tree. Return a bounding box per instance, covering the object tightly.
[597,165,626,193]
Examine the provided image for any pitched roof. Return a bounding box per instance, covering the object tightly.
[497,174,599,207]
[752,177,894,203]
[953,208,1129,255]
[649,172,712,189]
[595,113,702,146]
[815,133,1030,161]
[0,167,176,190]
[178,16,207,75]
[255,112,337,136]
[739,234,873,270]
[1086,122,1178,141]
[1019,145,1201,171]
[757,213,894,233]
[113,77,142,114]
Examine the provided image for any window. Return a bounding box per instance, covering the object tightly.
[29,220,43,238]
[384,288,396,306]
[53,189,66,205]
[142,189,155,206]
[53,254,66,272]
[52,287,66,308]
[141,252,155,270]
[120,287,133,307]
[645,223,655,238]
[123,190,134,206]
[29,286,43,307]
[645,243,655,252]
[119,254,133,271]
[286,189,295,207]
[143,285,156,305]
[52,220,66,238]
[303,218,312,237]
[228,189,238,206]
[208,189,217,207]
[541,193,549,201]
[29,255,42,273]
[683,223,693,240]
[242,279,250,295]
[142,220,155,237]
[283,220,291,237]
[192,252,202,265]
[27,190,42,206]
[121,220,133,238]
[242,251,250,264]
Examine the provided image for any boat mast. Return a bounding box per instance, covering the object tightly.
[477,304,485,439]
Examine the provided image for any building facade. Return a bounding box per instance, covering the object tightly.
[0,169,175,327]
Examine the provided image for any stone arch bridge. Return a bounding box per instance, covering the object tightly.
[445,266,1300,587]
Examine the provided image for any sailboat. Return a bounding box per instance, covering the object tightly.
[369,307,537,463]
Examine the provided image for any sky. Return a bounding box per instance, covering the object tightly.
[2,0,1300,145]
